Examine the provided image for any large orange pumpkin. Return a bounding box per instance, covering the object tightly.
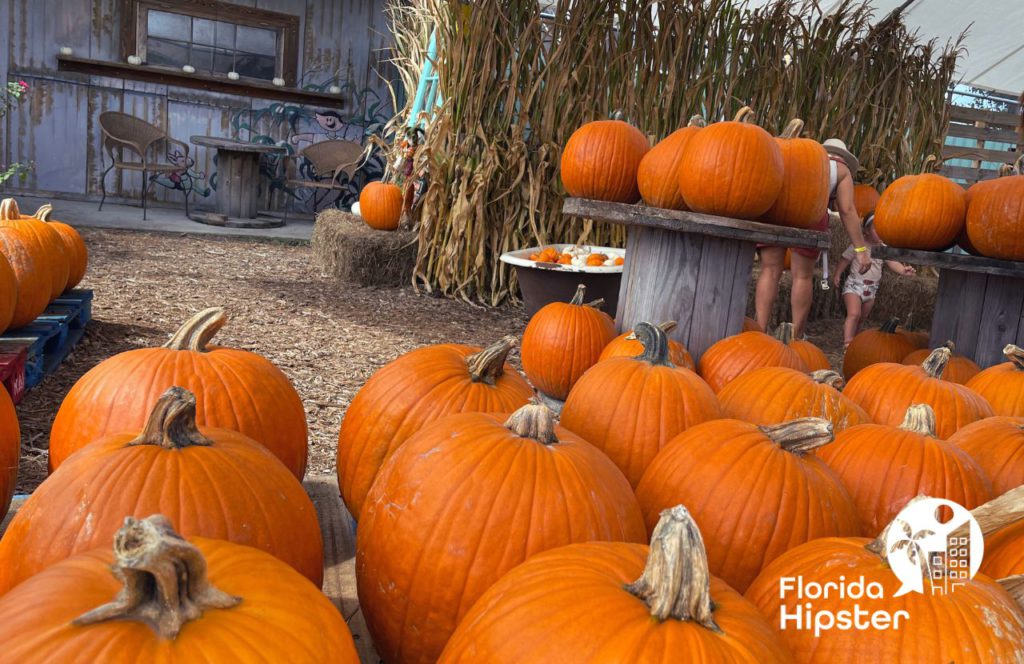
[598,320,695,370]
[853,183,880,217]
[874,168,967,250]
[0,197,69,301]
[746,511,1024,663]
[966,344,1024,416]
[561,322,722,487]
[49,307,308,478]
[637,116,704,210]
[561,118,650,202]
[0,199,57,327]
[844,346,994,438]
[356,404,646,664]
[842,318,920,379]
[337,335,532,519]
[0,385,18,521]
[439,506,794,663]
[636,418,860,592]
[699,328,809,393]
[0,515,359,663]
[0,387,323,595]
[678,106,784,219]
[762,119,830,228]
[901,340,980,384]
[775,322,831,371]
[950,416,1024,495]
[966,169,1024,260]
[0,253,15,333]
[521,283,616,399]
[719,367,870,432]
[359,181,402,231]
[818,404,993,535]
[35,203,87,290]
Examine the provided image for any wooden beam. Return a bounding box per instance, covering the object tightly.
[941,144,1020,166]
[939,165,1005,182]
[947,123,1023,146]
[873,245,1024,278]
[949,106,1021,127]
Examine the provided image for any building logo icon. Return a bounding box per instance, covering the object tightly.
[884,497,983,598]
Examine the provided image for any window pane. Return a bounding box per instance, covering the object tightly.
[191,45,214,72]
[235,54,276,80]
[147,38,189,67]
[193,18,215,45]
[148,10,190,40]
[236,26,277,56]
[215,21,236,49]
[213,49,236,75]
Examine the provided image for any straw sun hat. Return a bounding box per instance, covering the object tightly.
[822,138,860,174]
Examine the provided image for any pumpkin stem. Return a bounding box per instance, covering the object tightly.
[732,106,754,123]
[1004,344,1024,371]
[774,322,796,346]
[466,336,516,385]
[0,198,20,220]
[810,370,845,390]
[780,118,804,139]
[687,115,707,128]
[760,418,834,455]
[164,308,227,352]
[921,154,941,173]
[626,321,677,340]
[998,576,1024,609]
[504,403,558,446]
[33,204,53,221]
[880,318,901,334]
[920,346,951,379]
[954,486,1024,540]
[569,283,604,310]
[634,321,674,367]
[898,404,937,437]
[997,163,1016,178]
[127,387,214,450]
[73,514,240,638]
[625,505,720,631]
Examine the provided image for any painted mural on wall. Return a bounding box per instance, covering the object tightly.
[151,146,212,201]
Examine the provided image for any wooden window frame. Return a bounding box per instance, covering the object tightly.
[120,0,300,86]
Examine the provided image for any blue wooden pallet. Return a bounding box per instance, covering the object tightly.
[0,289,93,388]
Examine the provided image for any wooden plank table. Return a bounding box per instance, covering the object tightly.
[562,198,830,361]
[874,246,1024,368]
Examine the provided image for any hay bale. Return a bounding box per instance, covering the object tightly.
[312,210,417,287]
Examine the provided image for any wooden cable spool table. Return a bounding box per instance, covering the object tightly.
[562,198,830,362]
[873,245,1024,368]
[190,136,287,227]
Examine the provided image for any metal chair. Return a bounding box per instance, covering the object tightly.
[98,111,191,220]
[283,139,365,220]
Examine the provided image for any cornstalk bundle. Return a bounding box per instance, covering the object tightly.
[383,0,962,306]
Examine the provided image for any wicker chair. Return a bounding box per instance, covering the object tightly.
[284,139,365,219]
[98,111,191,220]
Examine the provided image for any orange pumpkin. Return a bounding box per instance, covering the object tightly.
[819,404,993,535]
[762,119,830,228]
[967,344,1024,416]
[0,388,323,595]
[521,283,616,399]
[636,418,860,592]
[356,404,646,664]
[747,510,1024,663]
[0,198,69,301]
[35,204,87,290]
[853,183,880,217]
[699,329,809,393]
[337,335,532,519]
[874,168,966,250]
[966,169,1024,260]
[775,322,831,371]
[949,417,1024,495]
[901,340,980,384]
[678,107,784,219]
[719,367,870,432]
[742,316,762,332]
[0,199,58,327]
[896,321,931,349]
[49,307,308,478]
[561,119,650,202]
[0,253,15,333]
[439,507,793,663]
[359,181,403,231]
[561,322,722,487]
[844,346,994,438]
[0,385,17,521]
[842,318,918,379]
[0,515,359,663]
[598,320,695,370]
[637,116,705,209]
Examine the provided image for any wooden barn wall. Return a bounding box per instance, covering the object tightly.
[0,0,396,210]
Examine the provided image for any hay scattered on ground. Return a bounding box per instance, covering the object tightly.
[312,210,418,287]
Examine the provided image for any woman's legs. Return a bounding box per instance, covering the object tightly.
[789,251,817,339]
[843,293,863,346]
[755,247,786,332]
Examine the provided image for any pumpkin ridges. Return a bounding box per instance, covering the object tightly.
[965,344,1024,416]
[360,182,403,231]
[763,118,830,229]
[699,330,809,393]
[875,171,967,250]
[599,321,695,370]
[637,116,705,210]
[0,385,17,520]
[0,253,15,333]
[950,417,1024,495]
[561,119,650,203]
[35,204,87,290]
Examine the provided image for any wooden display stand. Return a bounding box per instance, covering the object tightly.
[874,246,1024,368]
[563,198,830,361]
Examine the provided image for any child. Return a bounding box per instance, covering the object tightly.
[833,216,916,347]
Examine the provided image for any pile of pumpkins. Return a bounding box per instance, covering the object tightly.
[0,308,361,661]
[0,198,89,334]
[333,283,1024,663]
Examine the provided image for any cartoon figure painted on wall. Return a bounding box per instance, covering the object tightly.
[151,146,212,200]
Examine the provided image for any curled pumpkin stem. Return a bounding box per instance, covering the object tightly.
[920,346,952,379]
[998,576,1024,607]
[33,204,53,220]
[634,321,674,367]
[899,404,937,437]
[1004,344,1024,371]
[568,283,605,310]
[880,318,901,334]
[466,335,517,385]
[732,106,754,123]
[952,485,1024,541]
[0,198,20,220]
[774,322,796,346]
[128,387,214,450]
[165,308,228,352]
[780,118,804,139]
[810,370,845,390]
[760,418,834,455]
[505,403,558,445]
[687,115,707,128]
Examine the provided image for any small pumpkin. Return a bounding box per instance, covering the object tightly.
[901,340,980,384]
[636,418,860,592]
[844,346,994,438]
[678,107,784,219]
[949,417,1024,495]
[561,322,722,487]
[853,183,880,217]
[699,328,809,393]
[598,320,695,370]
[0,253,15,333]
[521,283,616,399]
[561,118,650,202]
[874,161,967,250]
[0,198,58,327]
[439,506,793,663]
[762,119,830,229]
[35,204,87,290]
[359,181,403,231]
[966,344,1024,416]
[0,515,360,663]
[775,322,831,371]
[980,487,1024,579]
[357,403,646,664]
[965,163,1024,260]
[0,385,18,521]
[336,335,533,518]
[895,320,930,349]
[719,367,870,432]
[842,317,919,379]
[0,387,323,595]
[819,404,993,535]
[49,307,308,478]
[637,115,705,209]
